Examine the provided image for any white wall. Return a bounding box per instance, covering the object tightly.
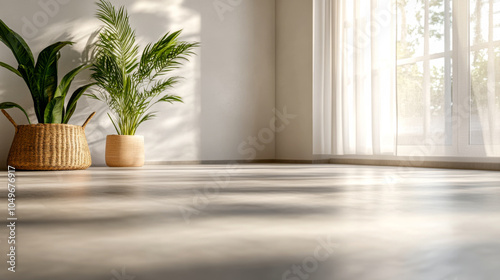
[0,0,276,167]
[275,0,314,161]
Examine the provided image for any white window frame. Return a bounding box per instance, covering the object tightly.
[397,0,500,158]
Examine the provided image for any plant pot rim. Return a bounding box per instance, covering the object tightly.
[16,123,84,128]
[107,134,144,137]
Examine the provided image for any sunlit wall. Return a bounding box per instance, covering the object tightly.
[0,0,276,167]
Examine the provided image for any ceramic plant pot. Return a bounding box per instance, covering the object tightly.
[105,135,145,167]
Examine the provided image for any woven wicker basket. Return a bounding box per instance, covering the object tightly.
[2,109,95,171]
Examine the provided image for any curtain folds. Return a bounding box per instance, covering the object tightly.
[313,0,398,156]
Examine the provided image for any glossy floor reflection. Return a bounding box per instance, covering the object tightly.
[1,164,499,280]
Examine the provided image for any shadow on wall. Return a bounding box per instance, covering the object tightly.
[0,0,202,169]
[127,0,202,164]
[115,0,276,163]
[182,0,276,161]
[116,0,276,163]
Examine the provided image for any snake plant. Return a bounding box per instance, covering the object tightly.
[0,19,94,124]
[89,0,199,135]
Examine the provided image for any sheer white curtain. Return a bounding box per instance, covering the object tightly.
[313,0,397,156]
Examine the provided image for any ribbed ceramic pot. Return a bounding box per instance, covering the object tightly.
[105,135,144,167]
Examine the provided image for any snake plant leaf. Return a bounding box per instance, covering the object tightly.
[0,61,21,77]
[0,20,89,124]
[0,102,31,124]
[44,96,64,124]
[54,64,91,124]
[16,64,43,122]
[55,64,90,99]
[33,41,72,123]
[63,83,96,124]
[0,20,40,121]
[0,19,35,69]
[35,41,73,102]
[63,106,76,125]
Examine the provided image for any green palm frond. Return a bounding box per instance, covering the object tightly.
[96,0,139,73]
[144,77,181,97]
[137,112,157,127]
[91,0,199,135]
[137,32,199,81]
[158,95,183,104]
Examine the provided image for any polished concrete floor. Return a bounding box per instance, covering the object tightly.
[0,164,499,280]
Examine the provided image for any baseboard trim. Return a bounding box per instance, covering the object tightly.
[146,159,331,165]
[146,159,276,165]
[273,159,313,164]
[273,159,331,164]
[147,158,333,165]
[146,158,500,171]
[329,158,500,171]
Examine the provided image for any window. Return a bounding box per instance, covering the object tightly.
[313,0,500,159]
[396,0,500,157]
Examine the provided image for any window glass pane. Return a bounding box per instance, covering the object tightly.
[430,58,451,145]
[470,0,490,45]
[397,0,452,148]
[470,48,488,145]
[397,62,425,145]
[497,47,500,135]
[397,0,425,59]
[429,0,446,54]
[470,0,500,146]
[495,1,500,41]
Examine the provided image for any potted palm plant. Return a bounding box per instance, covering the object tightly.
[90,0,199,167]
[0,19,95,171]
